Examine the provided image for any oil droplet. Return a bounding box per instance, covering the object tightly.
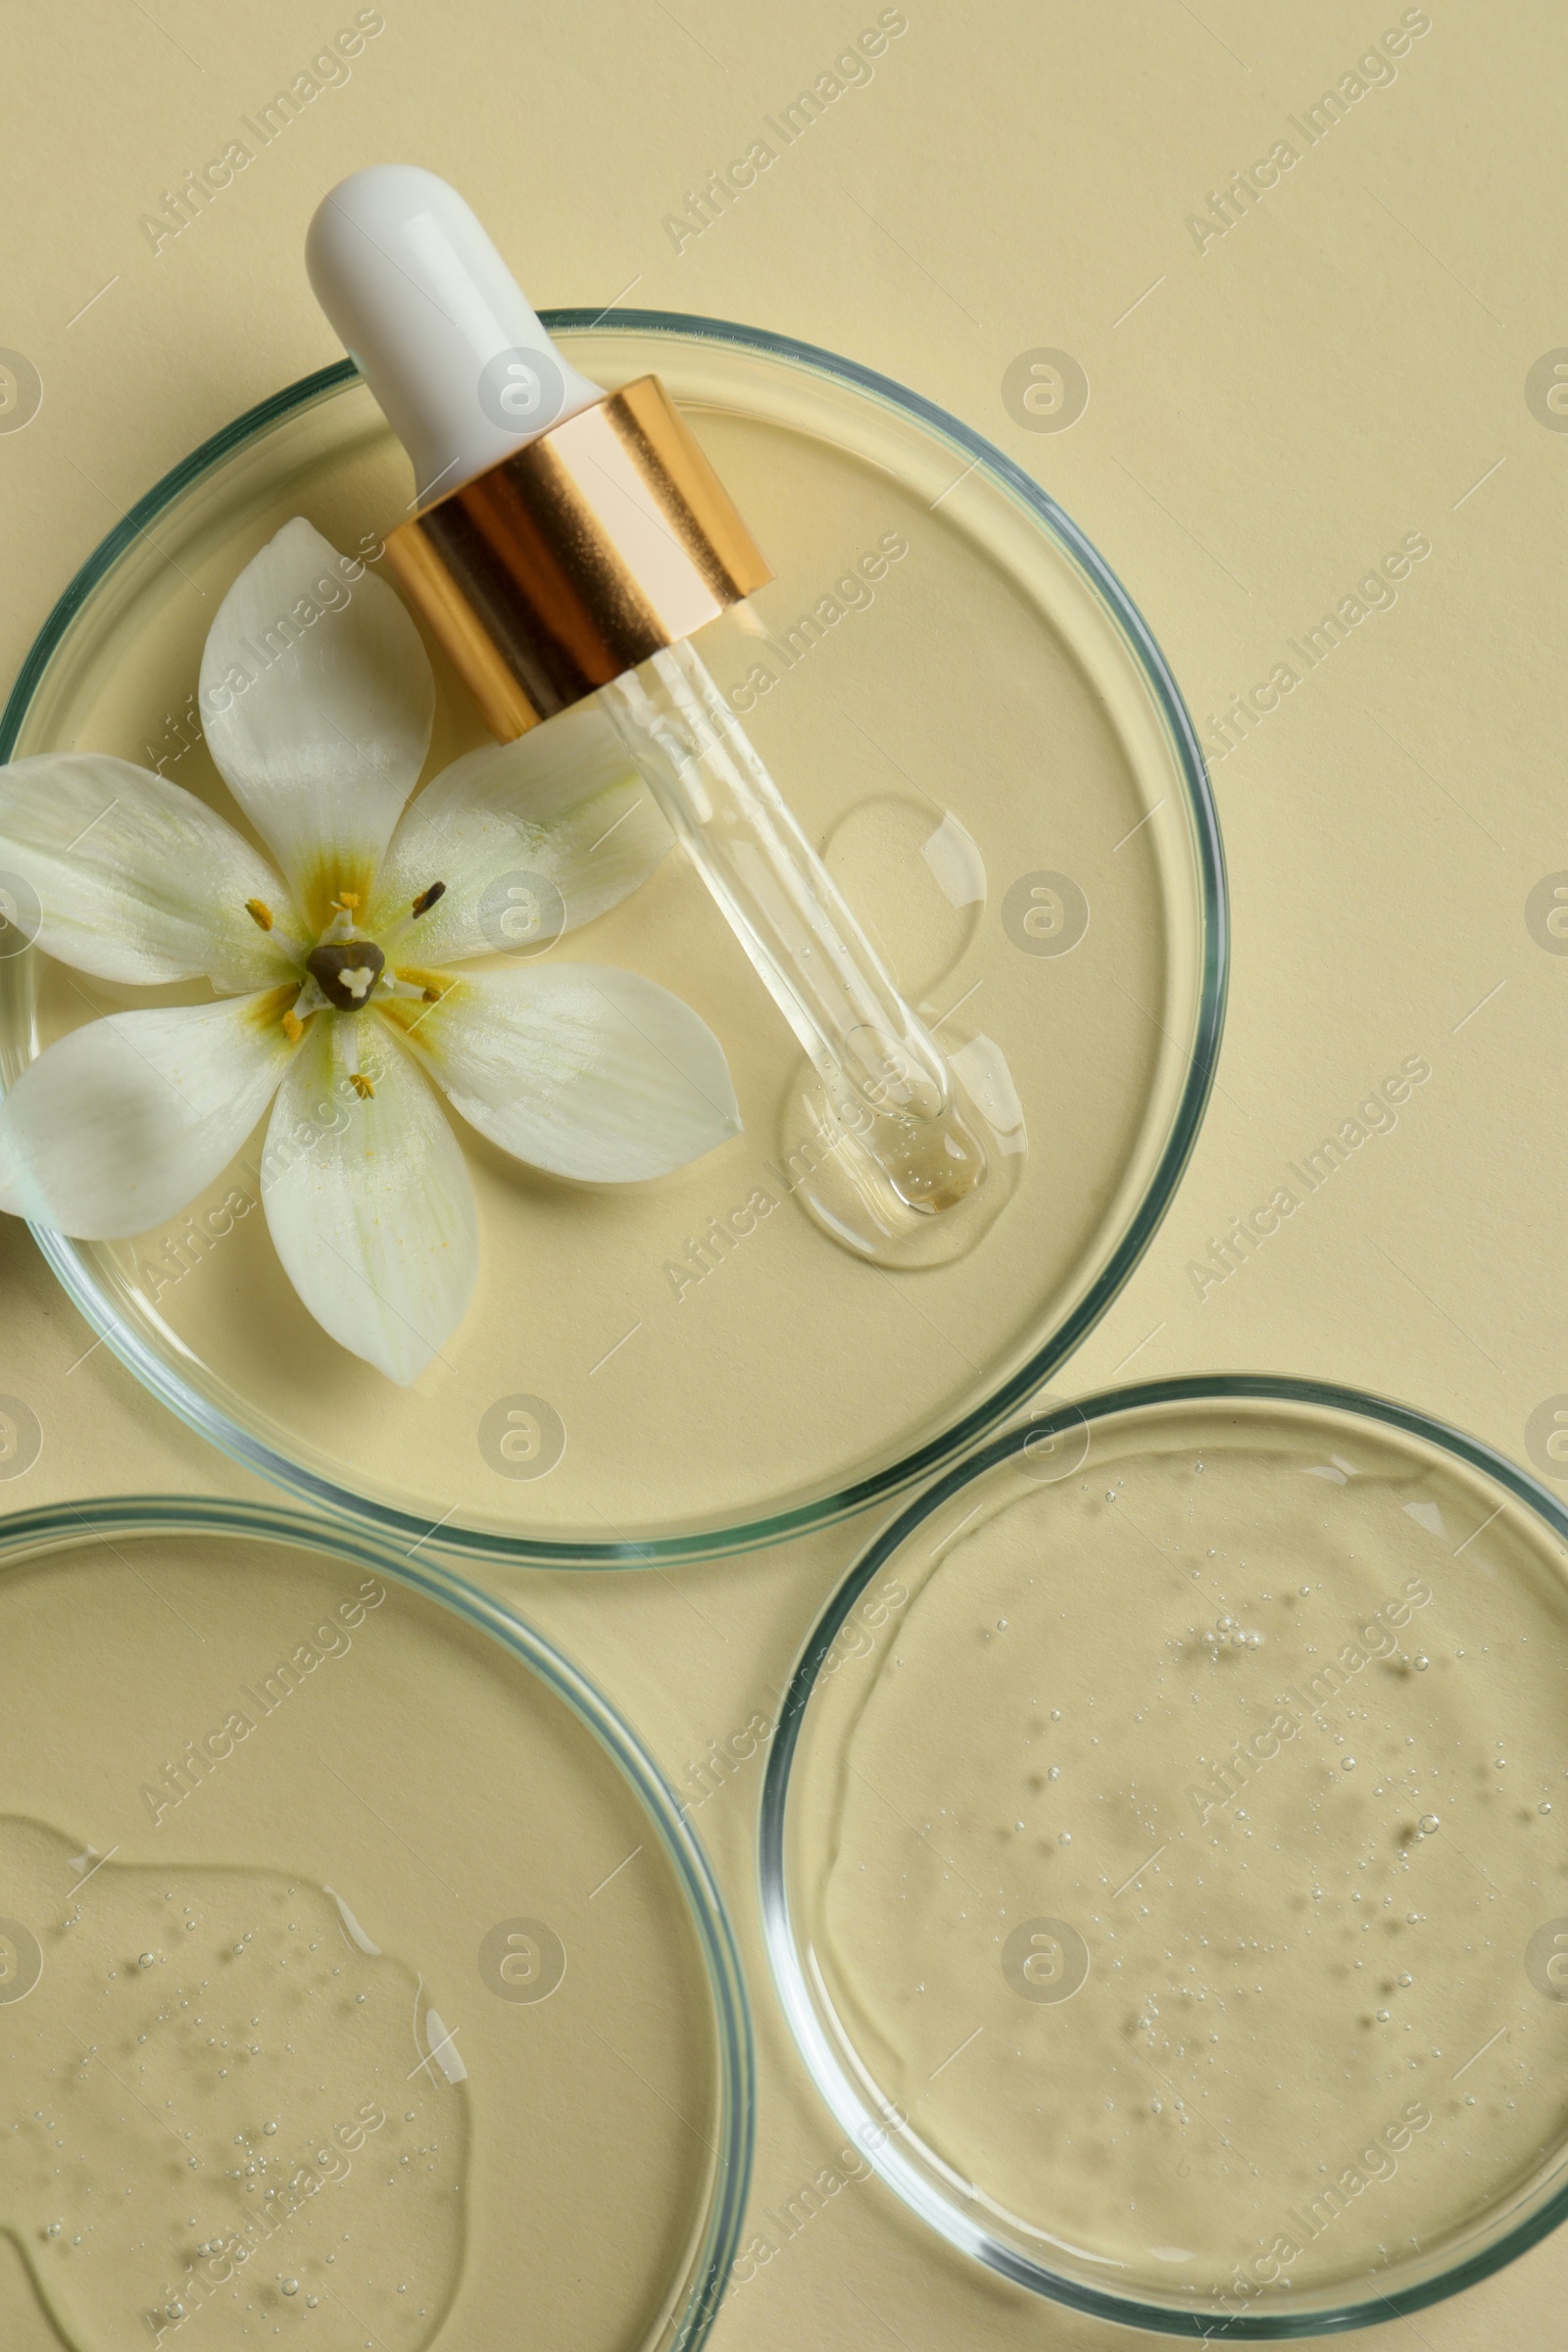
[809,1444,1568,2306]
[0,1817,466,2352]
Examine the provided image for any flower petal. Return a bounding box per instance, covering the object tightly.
[199,518,434,913]
[261,1016,476,1385]
[0,755,296,990]
[0,993,294,1239]
[368,700,671,965]
[394,963,742,1182]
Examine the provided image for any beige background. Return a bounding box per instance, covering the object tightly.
[2,1,1565,2343]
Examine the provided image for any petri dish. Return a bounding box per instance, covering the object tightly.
[761,1376,1568,2334]
[0,1496,749,2351]
[0,318,1224,1565]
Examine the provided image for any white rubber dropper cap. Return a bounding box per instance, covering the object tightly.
[306,165,604,506]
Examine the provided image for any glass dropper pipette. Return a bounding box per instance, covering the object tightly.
[307,167,1015,1259]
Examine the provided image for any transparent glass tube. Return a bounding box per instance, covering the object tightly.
[601,640,991,1234]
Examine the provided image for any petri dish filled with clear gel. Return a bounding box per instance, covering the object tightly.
[0,1497,750,2352]
[0,318,1223,1566]
[761,1377,1568,2335]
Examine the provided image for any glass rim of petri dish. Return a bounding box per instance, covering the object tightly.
[0,1489,755,2352]
[0,316,1227,1569]
[760,1373,1568,2337]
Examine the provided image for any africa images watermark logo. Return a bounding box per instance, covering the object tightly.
[661,11,910,254]
[1200,531,1433,770]
[137,1580,386,1826]
[139,14,387,254]
[1184,11,1433,255]
[1186,1055,1432,1301]
[0,350,42,435]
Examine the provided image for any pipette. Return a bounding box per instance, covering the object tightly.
[307,166,1015,1259]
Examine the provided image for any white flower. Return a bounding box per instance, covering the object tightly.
[0,518,741,1382]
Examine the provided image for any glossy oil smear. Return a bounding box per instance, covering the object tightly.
[813,1447,1568,2307]
[0,1819,466,2348]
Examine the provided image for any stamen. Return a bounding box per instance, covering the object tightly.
[379,975,430,1001]
[282,1008,305,1044]
[379,880,449,955]
[350,1072,375,1101]
[292,976,332,1019]
[245,896,306,959]
[318,893,368,948]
